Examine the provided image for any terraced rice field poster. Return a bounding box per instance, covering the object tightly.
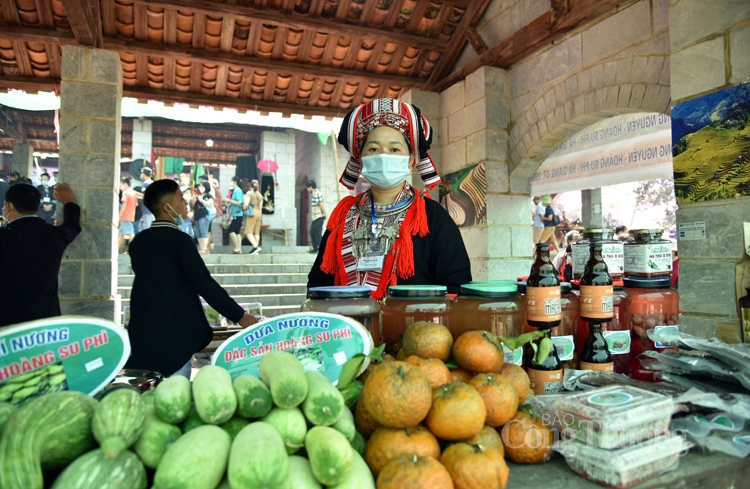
[439,162,486,228]
[672,84,750,204]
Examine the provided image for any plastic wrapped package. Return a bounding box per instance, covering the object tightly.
[554,434,693,488]
[540,385,675,449]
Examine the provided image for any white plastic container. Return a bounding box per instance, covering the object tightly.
[554,434,692,488]
[555,385,674,448]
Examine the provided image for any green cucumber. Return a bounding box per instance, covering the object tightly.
[350,430,367,457]
[0,402,16,435]
[50,449,146,489]
[332,407,356,442]
[154,375,192,424]
[288,455,322,489]
[153,425,231,489]
[233,374,273,418]
[220,415,250,440]
[302,371,345,426]
[305,426,354,486]
[258,351,308,409]
[180,404,205,433]
[192,366,237,424]
[0,391,97,489]
[140,390,155,405]
[133,405,182,469]
[327,450,376,489]
[228,422,290,489]
[261,407,308,455]
[92,388,146,459]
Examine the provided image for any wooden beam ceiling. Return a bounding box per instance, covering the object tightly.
[432,0,625,91]
[60,0,103,47]
[127,0,447,52]
[0,27,426,91]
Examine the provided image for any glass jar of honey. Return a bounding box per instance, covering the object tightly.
[624,229,673,278]
[453,284,525,366]
[380,285,452,355]
[572,228,624,280]
[301,286,381,346]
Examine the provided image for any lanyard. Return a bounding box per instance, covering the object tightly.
[370,197,377,238]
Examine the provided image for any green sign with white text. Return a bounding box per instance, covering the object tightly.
[0,317,130,406]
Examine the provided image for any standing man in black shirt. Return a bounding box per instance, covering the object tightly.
[125,179,256,377]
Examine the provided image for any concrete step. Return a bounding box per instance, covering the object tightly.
[270,246,314,254]
[117,283,308,299]
[118,272,309,287]
[117,252,317,266]
[118,263,313,275]
[120,293,307,309]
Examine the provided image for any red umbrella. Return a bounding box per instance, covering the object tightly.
[257,159,279,174]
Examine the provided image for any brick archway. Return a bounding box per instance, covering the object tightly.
[509,60,671,179]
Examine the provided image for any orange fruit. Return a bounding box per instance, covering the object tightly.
[362,361,432,429]
[450,368,474,383]
[401,321,454,361]
[461,426,505,457]
[498,363,533,404]
[376,454,454,489]
[500,412,554,464]
[405,356,452,389]
[452,331,504,373]
[468,373,519,428]
[441,443,508,489]
[426,382,486,440]
[355,398,381,437]
[365,425,441,477]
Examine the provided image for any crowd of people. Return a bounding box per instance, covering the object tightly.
[0,169,59,225]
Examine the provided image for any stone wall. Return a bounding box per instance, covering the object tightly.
[670,0,750,337]
[507,0,672,178]
[260,131,297,243]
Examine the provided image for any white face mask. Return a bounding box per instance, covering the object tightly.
[361,154,411,189]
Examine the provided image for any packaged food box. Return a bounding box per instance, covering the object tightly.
[554,385,674,448]
[554,434,693,488]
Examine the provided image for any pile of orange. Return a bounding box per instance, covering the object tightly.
[356,322,554,489]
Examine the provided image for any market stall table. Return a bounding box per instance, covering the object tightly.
[507,451,750,489]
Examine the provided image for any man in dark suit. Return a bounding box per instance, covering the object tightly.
[0,182,81,328]
[125,179,257,378]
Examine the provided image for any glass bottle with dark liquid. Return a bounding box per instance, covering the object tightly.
[579,242,614,323]
[579,322,614,371]
[526,243,562,329]
[525,327,563,394]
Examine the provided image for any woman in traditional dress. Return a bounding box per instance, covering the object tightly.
[307,98,472,298]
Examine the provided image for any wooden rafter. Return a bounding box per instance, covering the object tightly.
[0,27,427,90]
[465,27,488,55]
[432,0,623,92]
[60,0,102,47]
[126,0,447,52]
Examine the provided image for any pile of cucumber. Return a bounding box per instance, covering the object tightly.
[0,351,375,489]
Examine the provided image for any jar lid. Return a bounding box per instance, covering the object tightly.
[583,228,615,240]
[470,280,517,286]
[630,229,665,239]
[308,286,371,299]
[623,276,672,289]
[459,284,518,298]
[388,285,448,297]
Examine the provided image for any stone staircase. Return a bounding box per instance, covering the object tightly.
[117,246,316,322]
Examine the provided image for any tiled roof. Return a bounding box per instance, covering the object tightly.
[0,0,485,116]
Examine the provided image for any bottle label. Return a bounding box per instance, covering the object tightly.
[526,286,562,321]
[572,243,589,277]
[602,330,631,354]
[528,368,563,394]
[654,325,679,348]
[624,243,673,275]
[503,345,524,366]
[551,335,575,361]
[579,361,614,372]
[580,285,614,319]
[601,243,624,275]
[742,308,750,343]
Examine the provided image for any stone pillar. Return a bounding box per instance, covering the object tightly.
[669,0,750,339]
[260,131,297,246]
[11,143,33,178]
[434,66,530,281]
[131,118,152,163]
[581,188,603,228]
[57,45,122,321]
